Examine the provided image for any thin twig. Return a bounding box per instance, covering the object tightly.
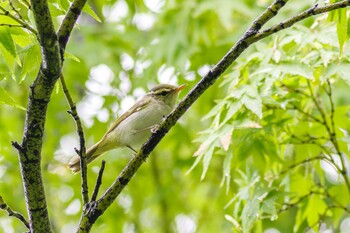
[277,191,318,214]
[0,6,36,34]
[279,155,326,176]
[0,195,29,229]
[287,103,323,124]
[0,23,26,28]
[250,1,350,43]
[9,0,24,21]
[307,80,350,198]
[280,82,311,98]
[60,75,89,205]
[91,160,106,202]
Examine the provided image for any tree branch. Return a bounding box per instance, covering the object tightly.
[0,6,36,34]
[250,1,350,43]
[15,0,62,231]
[0,195,30,230]
[57,0,89,55]
[278,155,326,176]
[60,75,89,204]
[76,0,350,231]
[91,160,106,202]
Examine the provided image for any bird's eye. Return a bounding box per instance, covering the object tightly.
[159,91,168,96]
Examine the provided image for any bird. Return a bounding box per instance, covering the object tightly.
[67,84,186,173]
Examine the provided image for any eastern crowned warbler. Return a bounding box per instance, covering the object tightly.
[68,84,186,173]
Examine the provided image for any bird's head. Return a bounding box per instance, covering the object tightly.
[148,84,187,108]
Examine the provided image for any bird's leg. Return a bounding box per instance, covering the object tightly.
[127,145,137,153]
[133,115,166,134]
[151,115,166,133]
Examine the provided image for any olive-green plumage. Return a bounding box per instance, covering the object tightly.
[67,84,186,173]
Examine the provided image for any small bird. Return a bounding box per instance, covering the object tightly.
[68,84,186,173]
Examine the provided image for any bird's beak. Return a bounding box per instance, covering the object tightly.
[175,84,187,93]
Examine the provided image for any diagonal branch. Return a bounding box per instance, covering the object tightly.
[57,0,89,55]
[250,1,350,43]
[76,0,350,231]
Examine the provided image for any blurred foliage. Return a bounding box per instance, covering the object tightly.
[1,0,350,233]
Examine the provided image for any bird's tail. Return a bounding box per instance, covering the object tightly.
[67,141,102,173]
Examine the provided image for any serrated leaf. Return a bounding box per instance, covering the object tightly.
[324,63,350,85]
[241,198,259,233]
[219,129,232,151]
[202,100,226,121]
[194,136,213,157]
[221,101,243,125]
[242,95,262,119]
[186,152,203,175]
[0,87,25,110]
[83,3,102,23]
[201,145,214,180]
[221,151,233,193]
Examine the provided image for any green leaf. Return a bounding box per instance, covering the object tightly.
[0,87,25,110]
[221,101,243,125]
[336,8,348,56]
[0,45,15,72]
[324,63,350,85]
[21,44,41,82]
[242,94,262,119]
[64,51,81,63]
[294,200,308,232]
[278,63,313,79]
[58,0,70,12]
[48,2,65,17]
[221,151,233,193]
[241,198,259,233]
[83,3,102,23]
[0,28,15,57]
[290,173,313,196]
[303,195,327,231]
[225,215,242,231]
[201,145,214,180]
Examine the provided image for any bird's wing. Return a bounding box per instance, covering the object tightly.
[104,96,151,135]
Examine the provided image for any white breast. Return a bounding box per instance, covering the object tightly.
[109,99,172,149]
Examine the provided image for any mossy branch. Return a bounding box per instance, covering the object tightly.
[14,0,89,231]
[57,0,89,55]
[76,0,350,231]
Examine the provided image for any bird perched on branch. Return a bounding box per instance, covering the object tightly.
[68,84,186,173]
